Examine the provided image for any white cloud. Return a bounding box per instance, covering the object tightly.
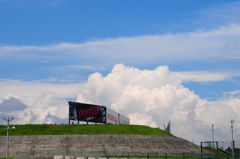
[128,112,158,128]
[197,1,240,27]
[1,24,240,65]
[227,57,240,59]
[0,97,27,112]
[172,70,240,82]
[0,64,239,144]
[40,61,49,63]
[0,79,84,98]
[69,65,106,71]
[73,64,240,143]
[173,71,230,82]
[0,91,68,124]
[225,90,240,95]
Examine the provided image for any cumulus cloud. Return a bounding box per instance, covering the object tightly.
[0,64,239,144]
[0,97,27,112]
[75,64,240,143]
[0,91,68,124]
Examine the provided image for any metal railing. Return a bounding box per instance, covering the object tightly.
[202,140,240,159]
[0,149,219,159]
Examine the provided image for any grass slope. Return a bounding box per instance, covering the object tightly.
[203,147,230,156]
[0,124,173,136]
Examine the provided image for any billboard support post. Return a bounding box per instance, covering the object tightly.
[68,108,70,125]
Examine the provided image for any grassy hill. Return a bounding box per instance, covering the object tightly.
[0,124,173,136]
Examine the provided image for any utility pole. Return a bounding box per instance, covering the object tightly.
[230,119,235,159]
[212,124,215,149]
[221,141,224,150]
[3,117,15,159]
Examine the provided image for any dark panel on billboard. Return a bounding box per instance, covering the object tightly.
[69,101,106,123]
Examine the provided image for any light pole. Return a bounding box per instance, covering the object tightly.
[212,124,215,149]
[230,119,235,159]
[3,117,15,159]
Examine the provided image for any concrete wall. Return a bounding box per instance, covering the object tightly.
[15,156,53,159]
[0,135,206,156]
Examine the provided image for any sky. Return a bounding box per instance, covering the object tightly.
[0,0,240,145]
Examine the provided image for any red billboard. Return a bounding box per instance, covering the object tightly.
[69,101,106,123]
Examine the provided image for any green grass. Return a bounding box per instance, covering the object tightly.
[0,157,16,159]
[107,155,202,159]
[203,147,230,156]
[0,124,173,136]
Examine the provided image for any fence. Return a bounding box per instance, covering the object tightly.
[201,140,240,159]
[205,141,240,150]
[0,149,233,159]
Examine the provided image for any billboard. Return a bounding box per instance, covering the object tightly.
[119,113,130,125]
[69,101,130,125]
[106,108,118,124]
[69,101,106,123]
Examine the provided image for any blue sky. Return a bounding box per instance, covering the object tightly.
[1,0,240,99]
[0,0,240,143]
[1,0,240,100]
[1,0,239,45]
